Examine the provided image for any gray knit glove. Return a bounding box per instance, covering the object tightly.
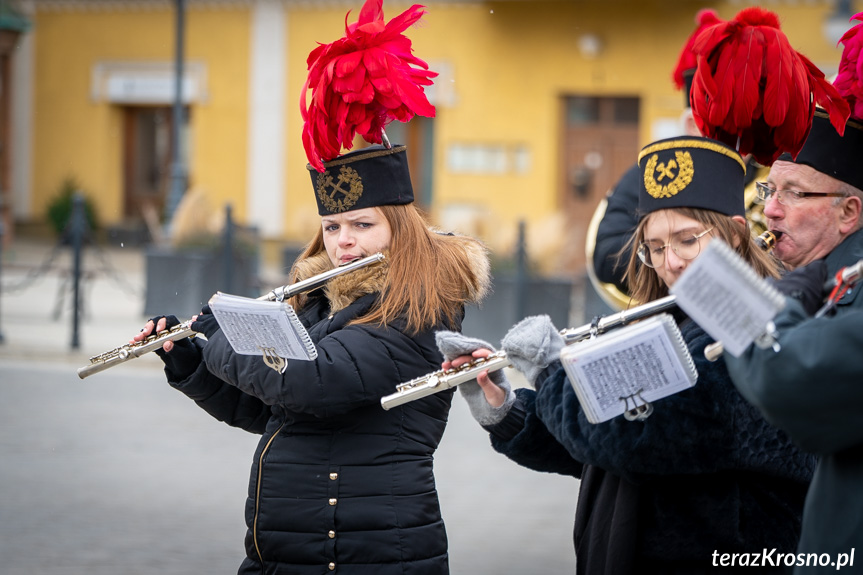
[500,315,565,389]
[435,331,516,426]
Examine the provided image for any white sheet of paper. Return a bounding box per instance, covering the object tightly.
[670,239,785,356]
[560,314,697,423]
[208,292,317,361]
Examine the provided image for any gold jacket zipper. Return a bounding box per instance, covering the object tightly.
[253,422,285,564]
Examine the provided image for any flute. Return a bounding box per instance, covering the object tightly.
[382,229,784,408]
[77,253,385,379]
[380,295,678,410]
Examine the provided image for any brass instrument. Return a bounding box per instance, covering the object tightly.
[380,295,678,410]
[584,195,633,311]
[77,253,386,379]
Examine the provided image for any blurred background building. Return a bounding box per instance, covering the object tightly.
[3,0,857,278]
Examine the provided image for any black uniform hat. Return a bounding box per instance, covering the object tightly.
[638,136,746,217]
[307,144,414,215]
[300,0,434,214]
[777,112,863,192]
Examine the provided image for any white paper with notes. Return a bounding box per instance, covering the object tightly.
[669,239,785,356]
[207,292,317,361]
[559,314,697,423]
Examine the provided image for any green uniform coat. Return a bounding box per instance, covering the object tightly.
[726,228,863,574]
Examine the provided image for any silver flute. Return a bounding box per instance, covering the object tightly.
[77,253,385,379]
[380,294,678,410]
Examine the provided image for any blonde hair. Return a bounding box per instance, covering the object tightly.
[289,204,488,334]
[623,208,781,305]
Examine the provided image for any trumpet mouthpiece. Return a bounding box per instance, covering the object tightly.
[756,230,782,252]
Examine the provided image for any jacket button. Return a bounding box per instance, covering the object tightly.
[329,472,338,480]
[328,562,336,570]
[328,530,335,539]
[328,498,337,506]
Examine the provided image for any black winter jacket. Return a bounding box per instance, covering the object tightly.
[485,318,816,574]
[168,257,475,575]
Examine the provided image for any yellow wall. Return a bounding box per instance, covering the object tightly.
[29,1,849,262]
[187,8,249,222]
[31,5,249,226]
[284,1,846,251]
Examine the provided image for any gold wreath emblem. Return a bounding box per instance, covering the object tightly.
[643,151,694,199]
[316,166,364,213]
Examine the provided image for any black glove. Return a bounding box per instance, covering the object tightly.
[150,314,202,381]
[190,304,221,339]
[770,259,828,316]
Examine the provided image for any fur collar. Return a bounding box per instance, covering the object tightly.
[291,231,490,313]
[324,255,388,313]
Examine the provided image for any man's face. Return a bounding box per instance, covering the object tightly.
[763,161,848,269]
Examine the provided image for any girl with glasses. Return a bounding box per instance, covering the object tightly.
[436,136,813,574]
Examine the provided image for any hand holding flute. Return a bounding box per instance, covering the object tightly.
[382,295,678,409]
[435,332,515,426]
[78,253,385,379]
[139,314,204,381]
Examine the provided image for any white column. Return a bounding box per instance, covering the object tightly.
[247,0,286,238]
[11,0,34,219]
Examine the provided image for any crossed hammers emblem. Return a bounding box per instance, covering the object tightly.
[655,159,678,181]
[317,166,362,213]
[322,172,352,200]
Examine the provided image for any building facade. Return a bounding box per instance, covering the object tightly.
[8,0,853,273]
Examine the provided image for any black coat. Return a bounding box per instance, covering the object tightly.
[592,163,640,294]
[170,287,456,575]
[486,319,815,574]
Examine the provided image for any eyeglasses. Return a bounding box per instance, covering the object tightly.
[755,182,847,206]
[637,227,714,268]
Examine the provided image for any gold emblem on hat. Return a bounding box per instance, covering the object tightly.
[644,151,694,198]
[316,166,364,213]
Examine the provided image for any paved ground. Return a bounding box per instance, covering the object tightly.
[0,238,578,574]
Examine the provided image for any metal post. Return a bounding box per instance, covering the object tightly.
[222,204,234,293]
[515,220,528,321]
[164,0,187,230]
[70,193,85,350]
[0,217,5,344]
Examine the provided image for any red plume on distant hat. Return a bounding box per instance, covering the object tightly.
[834,12,863,121]
[671,8,723,91]
[690,6,850,165]
[301,0,438,172]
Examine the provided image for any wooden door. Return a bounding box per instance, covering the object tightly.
[122,106,175,222]
[560,96,640,271]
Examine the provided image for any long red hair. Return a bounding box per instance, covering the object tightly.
[289,204,488,334]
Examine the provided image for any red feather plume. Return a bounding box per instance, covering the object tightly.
[834,12,863,121]
[301,0,438,172]
[672,8,723,91]
[690,7,851,165]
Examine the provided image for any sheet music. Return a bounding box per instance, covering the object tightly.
[560,314,697,423]
[670,239,785,356]
[208,292,317,361]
